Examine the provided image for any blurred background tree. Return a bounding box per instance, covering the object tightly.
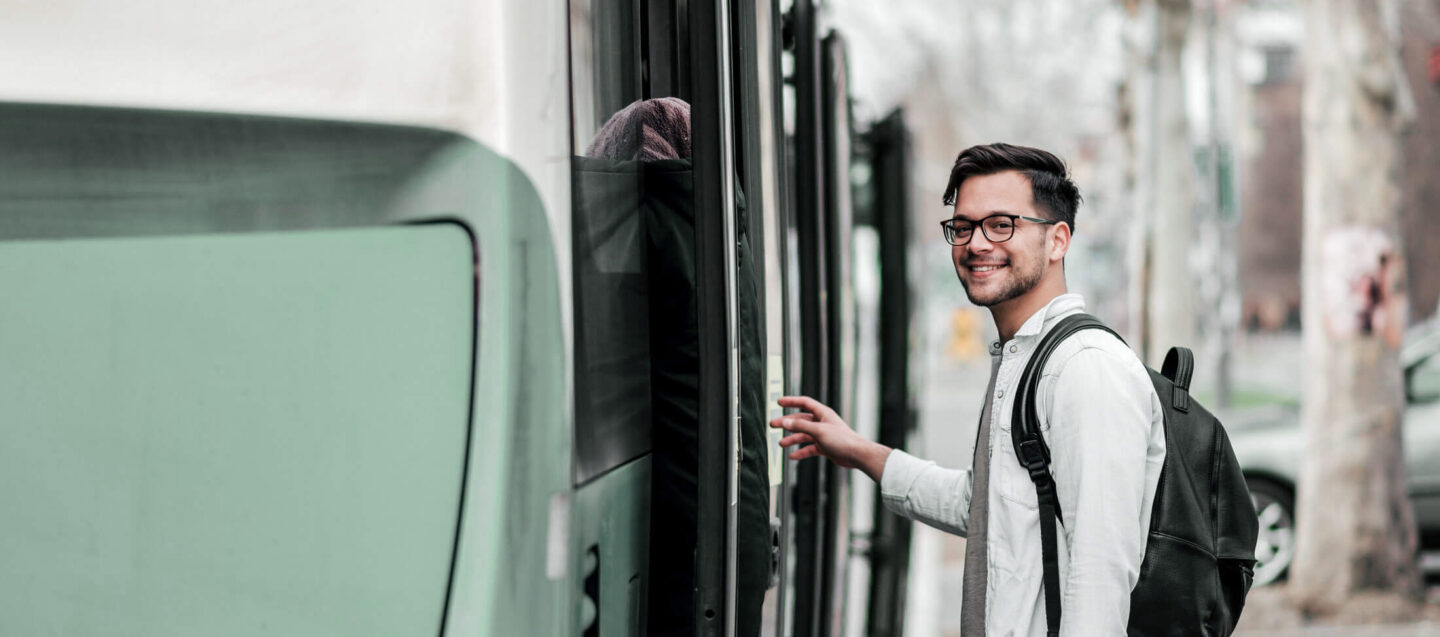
[1290,0,1421,616]
[1134,0,1202,369]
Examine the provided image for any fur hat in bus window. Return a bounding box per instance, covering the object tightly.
[586,97,691,162]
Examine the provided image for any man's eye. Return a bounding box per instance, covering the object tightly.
[993,221,1014,230]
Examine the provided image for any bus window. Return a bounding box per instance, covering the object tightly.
[0,103,461,242]
[0,226,475,635]
[568,0,654,486]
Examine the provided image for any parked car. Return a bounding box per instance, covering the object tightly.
[1226,323,1440,586]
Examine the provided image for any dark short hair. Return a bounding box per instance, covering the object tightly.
[941,143,1081,233]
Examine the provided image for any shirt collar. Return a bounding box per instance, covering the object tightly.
[1015,293,1086,339]
[989,293,1087,353]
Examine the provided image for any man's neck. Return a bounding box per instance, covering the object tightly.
[990,280,1068,343]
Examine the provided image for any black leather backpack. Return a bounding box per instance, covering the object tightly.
[1011,314,1259,636]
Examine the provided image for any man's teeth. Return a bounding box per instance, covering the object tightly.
[971,265,1003,272]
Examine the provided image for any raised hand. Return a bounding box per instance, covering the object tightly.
[769,395,892,483]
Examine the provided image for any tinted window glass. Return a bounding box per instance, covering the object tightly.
[0,227,474,634]
[0,103,457,241]
[569,0,654,483]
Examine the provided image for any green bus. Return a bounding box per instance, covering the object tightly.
[0,1,918,634]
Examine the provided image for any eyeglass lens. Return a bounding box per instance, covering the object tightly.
[946,216,1015,245]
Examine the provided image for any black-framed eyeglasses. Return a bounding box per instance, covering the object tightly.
[939,213,1059,246]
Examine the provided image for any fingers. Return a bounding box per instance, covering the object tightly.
[768,412,816,431]
[778,432,814,448]
[776,395,838,422]
[770,416,823,440]
[768,411,816,423]
[789,444,824,461]
[769,397,842,464]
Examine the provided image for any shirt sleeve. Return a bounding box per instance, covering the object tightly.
[878,448,973,537]
[1043,345,1154,636]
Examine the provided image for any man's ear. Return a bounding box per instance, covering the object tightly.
[1049,222,1071,263]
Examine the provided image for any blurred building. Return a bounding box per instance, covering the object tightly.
[1235,0,1440,331]
[1400,2,1440,324]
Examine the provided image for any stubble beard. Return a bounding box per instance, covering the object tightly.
[956,252,1045,308]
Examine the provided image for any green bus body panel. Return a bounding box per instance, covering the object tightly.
[0,103,573,635]
[571,457,651,636]
[0,226,474,635]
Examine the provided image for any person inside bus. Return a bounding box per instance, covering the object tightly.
[771,143,1165,636]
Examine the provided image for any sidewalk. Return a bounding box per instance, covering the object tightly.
[1236,585,1440,636]
[1242,625,1440,637]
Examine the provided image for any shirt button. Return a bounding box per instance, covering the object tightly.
[997,389,1005,399]
[1009,345,1017,353]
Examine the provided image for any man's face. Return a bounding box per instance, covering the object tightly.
[950,170,1054,308]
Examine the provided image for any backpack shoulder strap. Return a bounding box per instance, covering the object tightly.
[1009,312,1121,637]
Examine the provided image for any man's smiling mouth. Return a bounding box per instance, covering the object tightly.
[967,263,1007,273]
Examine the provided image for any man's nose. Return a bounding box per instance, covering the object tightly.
[968,229,995,252]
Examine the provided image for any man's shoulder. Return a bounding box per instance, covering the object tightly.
[1040,326,1149,383]
[1037,327,1161,425]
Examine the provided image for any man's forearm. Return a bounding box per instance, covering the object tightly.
[877,450,973,536]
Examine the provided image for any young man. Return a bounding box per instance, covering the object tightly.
[772,143,1165,636]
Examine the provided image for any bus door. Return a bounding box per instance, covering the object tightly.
[851,109,918,637]
[785,2,862,635]
[730,0,794,634]
[567,1,776,634]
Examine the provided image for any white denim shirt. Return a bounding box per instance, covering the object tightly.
[881,294,1165,636]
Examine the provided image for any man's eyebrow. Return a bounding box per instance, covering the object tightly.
[950,210,1014,221]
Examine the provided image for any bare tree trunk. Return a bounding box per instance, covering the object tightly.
[1291,0,1419,615]
[1122,0,1153,351]
[1144,0,1198,366]
[1196,1,1240,408]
